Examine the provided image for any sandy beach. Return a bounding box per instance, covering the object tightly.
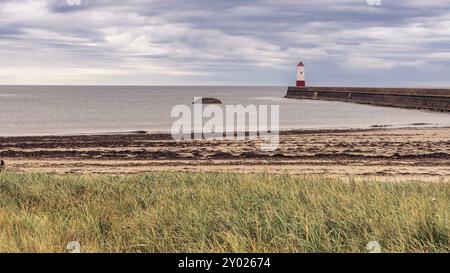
[1,127,449,180]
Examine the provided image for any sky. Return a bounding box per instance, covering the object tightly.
[0,0,450,86]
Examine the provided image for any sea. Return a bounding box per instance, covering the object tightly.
[0,86,449,136]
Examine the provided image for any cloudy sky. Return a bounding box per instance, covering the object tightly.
[0,0,450,86]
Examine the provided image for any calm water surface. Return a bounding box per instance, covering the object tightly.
[0,86,449,136]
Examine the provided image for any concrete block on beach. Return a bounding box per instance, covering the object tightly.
[193,97,223,104]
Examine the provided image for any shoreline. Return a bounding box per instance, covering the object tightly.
[1,123,449,138]
[1,127,449,179]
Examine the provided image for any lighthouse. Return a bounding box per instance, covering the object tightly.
[296,61,306,87]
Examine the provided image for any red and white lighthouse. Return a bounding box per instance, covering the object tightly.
[296,61,306,87]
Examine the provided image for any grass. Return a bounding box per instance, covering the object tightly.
[0,171,448,253]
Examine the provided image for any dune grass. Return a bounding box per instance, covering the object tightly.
[0,171,448,253]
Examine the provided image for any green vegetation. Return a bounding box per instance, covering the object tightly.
[0,172,448,253]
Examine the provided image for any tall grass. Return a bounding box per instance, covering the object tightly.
[0,172,448,253]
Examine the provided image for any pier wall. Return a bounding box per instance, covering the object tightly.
[285,87,450,112]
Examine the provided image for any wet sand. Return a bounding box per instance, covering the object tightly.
[1,128,449,180]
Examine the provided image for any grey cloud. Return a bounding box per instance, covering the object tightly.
[0,0,449,85]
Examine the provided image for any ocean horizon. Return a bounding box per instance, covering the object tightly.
[1,85,449,136]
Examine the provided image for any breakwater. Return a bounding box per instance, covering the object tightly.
[285,87,450,112]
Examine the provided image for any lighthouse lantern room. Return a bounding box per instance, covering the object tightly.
[296,61,306,87]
